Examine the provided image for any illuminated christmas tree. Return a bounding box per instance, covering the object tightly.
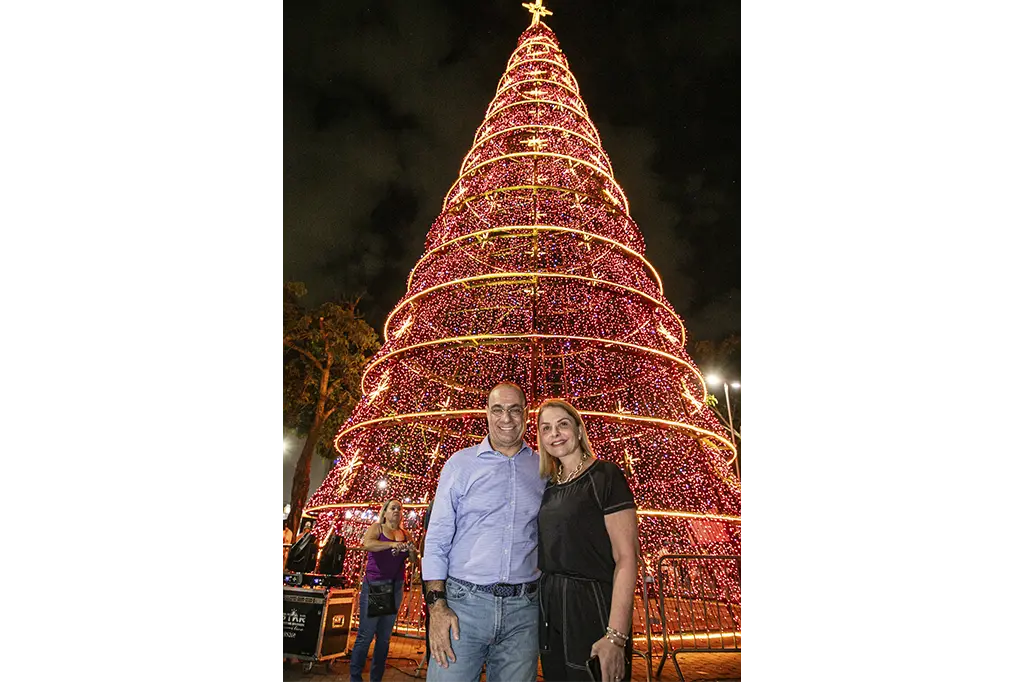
[306,4,739,578]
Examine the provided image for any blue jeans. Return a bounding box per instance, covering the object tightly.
[350,580,404,682]
[426,578,539,682]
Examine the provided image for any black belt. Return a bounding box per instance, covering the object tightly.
[449,576,539,597]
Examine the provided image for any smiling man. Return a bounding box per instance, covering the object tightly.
[421,382,547,682]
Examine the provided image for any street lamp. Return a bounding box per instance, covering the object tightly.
[706,375,740,476]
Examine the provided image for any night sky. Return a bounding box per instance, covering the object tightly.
[284,0,739,343]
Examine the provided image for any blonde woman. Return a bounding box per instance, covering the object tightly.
[536,399,638,682]
[350,499,416,682]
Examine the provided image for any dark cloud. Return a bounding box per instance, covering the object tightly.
[686,288,742,342]
[285,0,739,341]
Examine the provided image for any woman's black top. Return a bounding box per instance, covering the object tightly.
[537,459,636,585]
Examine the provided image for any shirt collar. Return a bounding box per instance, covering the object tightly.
[477,435,532,458]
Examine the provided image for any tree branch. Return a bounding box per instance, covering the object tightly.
[327,375,349,393]
[283,339,324,372]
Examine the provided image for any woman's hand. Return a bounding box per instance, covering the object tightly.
[590,635,626,682]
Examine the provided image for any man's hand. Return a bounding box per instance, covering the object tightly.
[428,602,460,668]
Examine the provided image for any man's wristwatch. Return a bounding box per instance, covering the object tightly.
[424,589,447,607]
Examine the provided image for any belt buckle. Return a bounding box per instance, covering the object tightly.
[492,583,515,597]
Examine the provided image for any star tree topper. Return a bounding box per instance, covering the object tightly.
[522,0,553,26]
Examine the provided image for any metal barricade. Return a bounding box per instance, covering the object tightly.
[654,554,740,680]
[631,560,658,682]
[394,566,427,639]
[373,555,742,682]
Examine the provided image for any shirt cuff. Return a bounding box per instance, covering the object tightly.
[421,556,449,583]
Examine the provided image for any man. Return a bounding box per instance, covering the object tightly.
[282,522,294,570]
[422,383,547,682]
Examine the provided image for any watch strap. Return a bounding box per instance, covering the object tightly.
[425,589,447,605]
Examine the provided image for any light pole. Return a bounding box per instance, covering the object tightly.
[706,375,740,477]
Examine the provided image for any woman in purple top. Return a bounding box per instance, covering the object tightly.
[349,499,417,682]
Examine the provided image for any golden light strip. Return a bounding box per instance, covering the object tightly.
[360,332,698,394]
[505,56,570,75]
[336,409,481,438]
[444,151,628,212]
[461,124,609,174]
[306,500,738,524]
[444,155,626,216]
[577,410,735,457]
[660,632,741,644]
[636,509,741,523]
[472,104,601,156]
[476,98,594,141]
[508,35,560,59]
[489,76,582,110]
[407,225,663,293]
[439,185,641,246]
[492,69,578,99]
[495,57,580,93]
[506,37,563,69]
[334,407,735,458]
[383,271,682,343]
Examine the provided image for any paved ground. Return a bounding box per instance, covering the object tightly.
[283,634,740,681]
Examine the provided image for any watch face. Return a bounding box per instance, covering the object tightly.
[426,590,446,605]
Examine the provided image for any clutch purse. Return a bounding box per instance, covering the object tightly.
[367,581,397,617]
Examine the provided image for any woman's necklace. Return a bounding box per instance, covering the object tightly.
[556,453,589,484]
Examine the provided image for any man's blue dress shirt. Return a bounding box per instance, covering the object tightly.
[422,436,547,585]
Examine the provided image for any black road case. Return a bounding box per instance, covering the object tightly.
[283,586,356,672]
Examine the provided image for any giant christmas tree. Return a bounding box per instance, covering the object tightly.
[306,3,739,576]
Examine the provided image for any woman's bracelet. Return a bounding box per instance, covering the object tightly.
[605,626,629,647]
[605,634,626,647]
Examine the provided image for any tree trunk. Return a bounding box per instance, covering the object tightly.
[286,419,323,537]
[286,353,333,537]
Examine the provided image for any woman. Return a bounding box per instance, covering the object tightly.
[536,399,638,682]
[349,499,417,682]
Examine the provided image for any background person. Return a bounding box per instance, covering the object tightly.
[349,499,417,682]
[418,499,434,668]
[535,399,638,682]
[283,521,294,569]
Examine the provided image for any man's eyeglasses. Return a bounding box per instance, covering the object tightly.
[489,406,525,419]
